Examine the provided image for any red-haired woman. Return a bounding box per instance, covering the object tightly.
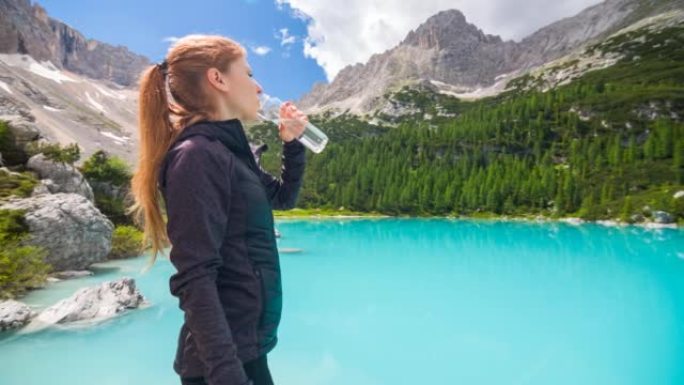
[128,34,307,385]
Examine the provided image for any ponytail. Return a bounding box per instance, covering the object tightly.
[127,63,179,270]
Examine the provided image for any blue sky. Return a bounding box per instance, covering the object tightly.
[37,0,327,101]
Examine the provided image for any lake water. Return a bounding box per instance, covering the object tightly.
[1,218,683,385]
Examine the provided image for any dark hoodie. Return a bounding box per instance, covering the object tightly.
[158,118,306,385]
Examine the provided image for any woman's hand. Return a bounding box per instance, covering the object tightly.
[278,101,308,143]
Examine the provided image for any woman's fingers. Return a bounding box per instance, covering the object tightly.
[278,102,309,130]
[282,108,305,119]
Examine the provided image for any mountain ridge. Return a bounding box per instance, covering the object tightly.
[298,0,684,116]
[0,0,150,87]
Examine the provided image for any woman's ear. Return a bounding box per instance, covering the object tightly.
[206,67,230,92]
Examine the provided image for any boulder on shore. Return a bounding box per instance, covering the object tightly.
[0,300,34,331]
[26,278,147,331]
[652,210,674,224]
[0,193,114,271]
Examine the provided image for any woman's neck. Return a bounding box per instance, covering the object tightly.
[211,101,241,121]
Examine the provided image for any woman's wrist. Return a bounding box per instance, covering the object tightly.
[282,138,305,151]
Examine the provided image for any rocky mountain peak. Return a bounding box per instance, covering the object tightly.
[32,3,49,24]
[298,8,515,113]
[0,0,150,87]
[402,9,502,50]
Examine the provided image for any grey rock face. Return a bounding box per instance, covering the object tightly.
[0,60,139,167]
[299,9,515,113]
[512,0,636,70]
[27,153,94,201]
[0,300,34,331]
[0,193,114,271]
[8,117,42,143]
[30,179,52,196]
[27,278,146,329]
[0,0,149,86]
[401,10,517,86]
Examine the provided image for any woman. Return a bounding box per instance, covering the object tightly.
[128,34,308,385]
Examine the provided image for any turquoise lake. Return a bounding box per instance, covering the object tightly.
[1,218,683,385]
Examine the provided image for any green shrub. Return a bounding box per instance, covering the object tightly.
[79,150,131,186]
[0,209,29,241]
[25,141,81,165]
[0,209,50,299]
[79,150,134,225]
[672,195,684,220]
[0,243,50,299]
[94,194,131,225]
[619,196,635,223]
[108,225,143,260]
[0,168,39,200]
[0,120,12,154]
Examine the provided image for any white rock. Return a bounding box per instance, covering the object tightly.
[596,220,624,227]
[560,217,584,225]
[639,222,678,230]
[0,300,34,331]
[51,270,94,280]
[674,191,684,199]
[26,153,94,201]
[28,278,146,329]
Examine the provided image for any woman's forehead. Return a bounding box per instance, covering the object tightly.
[234,56,250,69]
[227,58,250,75]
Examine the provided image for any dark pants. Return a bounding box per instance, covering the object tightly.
[179,354,274,385]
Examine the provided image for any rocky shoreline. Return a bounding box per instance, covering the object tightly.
[276,212,681,230]
[1,120,149,334]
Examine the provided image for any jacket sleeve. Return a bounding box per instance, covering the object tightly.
[256,139,306,210]
[162,143,252,385]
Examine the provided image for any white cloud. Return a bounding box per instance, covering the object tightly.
[251,45,272,56]
[277,28,297,46]
[162,36,180,44]
[276,0,602,82]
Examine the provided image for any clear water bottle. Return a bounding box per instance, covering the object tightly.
[257,93,329,153]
